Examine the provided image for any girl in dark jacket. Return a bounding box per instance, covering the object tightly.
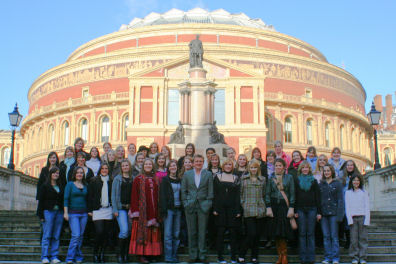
[37,152,60,200]
[160,159,181,263]
[87,163,113,263]
[213,158,241,263]
[319,164,344,264]
[251,147,268,179]
[38,166,64,264]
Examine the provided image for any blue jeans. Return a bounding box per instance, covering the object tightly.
[321,215,339,262]
[116,210,131,239]
[296,207,317,262]
[164,208,182,261]
[66,212,88,262]
[41,210,63,261]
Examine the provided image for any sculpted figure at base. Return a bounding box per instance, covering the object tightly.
[189,35,203,68]
[169,121,185,144]
[209,121,225,144]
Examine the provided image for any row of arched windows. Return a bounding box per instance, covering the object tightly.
[26,114,129,154]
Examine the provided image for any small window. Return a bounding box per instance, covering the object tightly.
[48,125,55,148]
[1,147,10,166]
[63,121,70,146]
[214,89,225,125]
[284,117,292,143]
[306,119,313,145]
[305,88,312,98]
[80,119,88,142]
[340,125,345,150]
[167,90,179,125]
[123,115,129,141]
[82,87,89,99]
[325,122,330,147]
[101,116,110,143]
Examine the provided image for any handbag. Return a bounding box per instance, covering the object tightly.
[273,178,298,230]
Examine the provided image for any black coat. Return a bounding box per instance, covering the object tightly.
[159,176,181,217]
[59,161,68,187]
[87,176,113,212]
[213,174,241,227]
[67,163,94,182]
[258,159,269,179]
[36,167,50,200]
[37,183,64,219]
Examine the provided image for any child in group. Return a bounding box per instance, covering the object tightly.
[345,175,370,264]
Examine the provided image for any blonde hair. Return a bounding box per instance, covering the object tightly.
[298,160,313,175]
[314,154,328,174]
[248,159,261,177]
[221,158,235,172]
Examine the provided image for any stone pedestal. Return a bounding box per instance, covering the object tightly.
[168,67,228,159]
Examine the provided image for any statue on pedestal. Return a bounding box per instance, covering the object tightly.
[169,121,185,144]
[209,121,225,144]
[189,35,203,68]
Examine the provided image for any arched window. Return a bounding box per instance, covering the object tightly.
[63,121,70,146]
[325,122,330,147]
[351,128,355,151]
[80,118,88,142]
[306,119,313,145]
[1,147,10,166]
[214,89,225,125]
[123,115,129,141]
[340,125,345,150]
[284,117,292,143]
[101,116,110,143]
[384,147,392,167]
[48,125,55,148]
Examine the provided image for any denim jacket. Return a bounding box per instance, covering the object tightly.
[319,179,344,221]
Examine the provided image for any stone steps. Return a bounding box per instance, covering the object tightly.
[0,211,395,263]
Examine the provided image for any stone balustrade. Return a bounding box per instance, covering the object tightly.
[364,164,396,211]
[0,167,37,211]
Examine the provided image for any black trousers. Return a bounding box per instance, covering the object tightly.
[216,226,238,260]
[93,219,113,250]
[239,217,264,259]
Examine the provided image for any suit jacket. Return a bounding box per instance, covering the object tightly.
[181,169,213,214]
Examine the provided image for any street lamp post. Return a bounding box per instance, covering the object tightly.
[367,101,381,170]
[7,104,23,170]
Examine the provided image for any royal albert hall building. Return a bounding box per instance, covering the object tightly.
[18,8,373,176]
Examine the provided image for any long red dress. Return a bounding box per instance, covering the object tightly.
[129,174,162,256]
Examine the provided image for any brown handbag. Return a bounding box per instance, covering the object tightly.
[273,178,298,230]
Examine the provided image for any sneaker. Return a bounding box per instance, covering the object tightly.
[333,261,339,264]
[321,261,329,264]
[351,260,359,264]
[360,261,367,264]
[51,259,61,264]
[42,259,50,264]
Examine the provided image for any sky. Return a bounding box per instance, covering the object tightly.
[0,0,395,130]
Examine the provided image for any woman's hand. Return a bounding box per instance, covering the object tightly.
[213,211,218,216]
[266,208,274,218]
[294,213,299,218]
[236,214,241,218]
[316,214,322,221]
[114,212,119,217]
[287,208,294,218]
[64,213,69,221]
[88,212,93,217]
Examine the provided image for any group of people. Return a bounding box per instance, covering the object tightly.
[36,137,370,264]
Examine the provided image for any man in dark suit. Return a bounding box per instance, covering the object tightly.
[181,154,213,263]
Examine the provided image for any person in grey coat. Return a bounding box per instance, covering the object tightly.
[181,154,213,263]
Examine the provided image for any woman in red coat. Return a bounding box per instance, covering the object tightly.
[129,158,161,263]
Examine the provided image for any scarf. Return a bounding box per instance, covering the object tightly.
[267,163,274,175]
[100,175,109,207]
[292,160,303,170]
[64,157,75,182]
[274,174,284,191]
[298,174,315,192]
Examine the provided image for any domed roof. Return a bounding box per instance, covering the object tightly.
[119,8,276,31]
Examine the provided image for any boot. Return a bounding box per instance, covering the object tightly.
[117,238,124,263]
[280,239,288,264]
[275,239,282,264]
[123,238,130,263]
[99,247,105,263]
[93,246,100,263]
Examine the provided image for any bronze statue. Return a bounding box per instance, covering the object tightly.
[189,35,203,68]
